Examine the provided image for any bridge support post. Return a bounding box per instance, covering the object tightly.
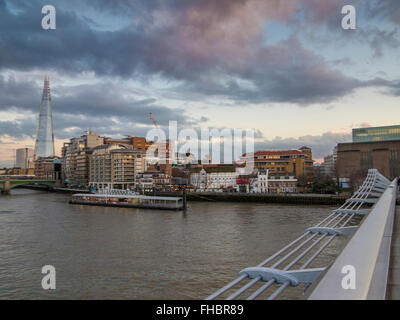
[1,178,10,195]
[182,188,187,210]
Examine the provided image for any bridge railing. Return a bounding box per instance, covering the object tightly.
[205,169,394,300]
[307,177,398,300]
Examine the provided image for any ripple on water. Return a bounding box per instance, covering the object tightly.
[0,192,339,299]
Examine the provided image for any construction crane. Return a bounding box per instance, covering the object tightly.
[148,112,173,172]
[149,112,158,128]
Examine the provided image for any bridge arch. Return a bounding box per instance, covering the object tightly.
[10,181,55,189]
[0,179,56,193]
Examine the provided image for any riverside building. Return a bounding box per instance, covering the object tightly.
[250,146,314,181]
[61,130,105,187]
[240,170,297,194]
[337,140,400,182]
[104,136,149,151]
[337,124,400,184]
[34,156,62,182]
[190,164,237,191]
[62,131,154,188]
[89,144,145,190]
[352,125,400,143]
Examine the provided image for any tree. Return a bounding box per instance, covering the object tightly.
[348,169,367,191]
[312,178,339,194]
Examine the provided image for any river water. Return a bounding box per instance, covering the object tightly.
[0,189,344,300]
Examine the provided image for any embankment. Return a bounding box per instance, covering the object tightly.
[17,185,348,205]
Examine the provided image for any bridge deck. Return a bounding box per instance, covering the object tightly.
[387,205,400,299]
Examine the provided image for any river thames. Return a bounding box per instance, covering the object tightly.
[0,189,346,299]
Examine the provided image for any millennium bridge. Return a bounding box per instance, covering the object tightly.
[206,169,400,300]
[0,176,56,195]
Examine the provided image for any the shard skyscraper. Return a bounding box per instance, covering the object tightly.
[34,75,55,158]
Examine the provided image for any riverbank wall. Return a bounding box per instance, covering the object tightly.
[18,185,348,205]
[155,192,348,206]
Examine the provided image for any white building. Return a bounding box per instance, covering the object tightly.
[252,170,297,193]
[190,165,238,191]
[266,175,297,193]
[253,170,269,193]
[190,165,298,193]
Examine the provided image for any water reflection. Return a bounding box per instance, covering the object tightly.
[0,189,338,299]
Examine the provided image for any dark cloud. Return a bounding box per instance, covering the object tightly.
[0,0,396,106]
[255,131,352,159]
[0,118,37,139]
[0,75,191,123]
[385,79,400,96]
[331,26,400,60]
[361,28,399,58]
[340,1,400,59]
[0,74,205,141]
[1,0,398,166]
[366,0,400,25]
[0,76,41,111]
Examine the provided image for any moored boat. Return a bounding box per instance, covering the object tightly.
[69,189,184,210]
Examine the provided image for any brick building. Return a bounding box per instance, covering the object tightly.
[34,157,62,182]
[337,140,400,182]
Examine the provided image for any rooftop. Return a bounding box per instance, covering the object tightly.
[190,164,236,173]
[72,194,182,201]
[253,150,306,156]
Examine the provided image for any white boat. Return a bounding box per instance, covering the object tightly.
[70,189,184,210]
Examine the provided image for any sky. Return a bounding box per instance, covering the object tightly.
[0,0,399,167]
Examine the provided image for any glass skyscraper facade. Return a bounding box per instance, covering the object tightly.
[34,75,55,158]
[352,125,400,143]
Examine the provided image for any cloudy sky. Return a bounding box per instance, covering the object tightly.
[0,0,399,167]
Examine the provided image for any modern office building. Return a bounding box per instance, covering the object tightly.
[16,148,34,170]
[89,144,146,190]
[34,75,55,158]
[352,125,400,143]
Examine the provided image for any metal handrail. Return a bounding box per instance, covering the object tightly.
[307,177,398,300]
[205,169,392,300]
